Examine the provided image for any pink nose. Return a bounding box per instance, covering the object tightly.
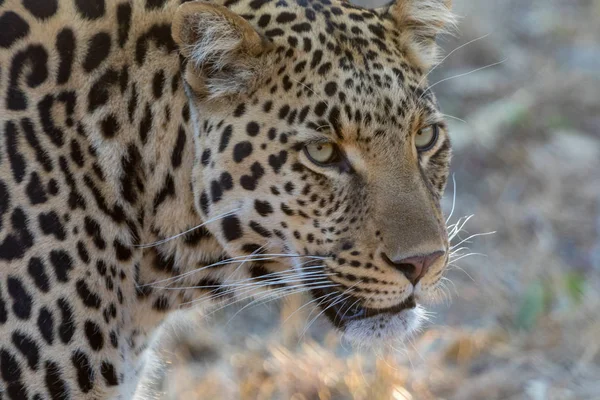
[382,251,444,285]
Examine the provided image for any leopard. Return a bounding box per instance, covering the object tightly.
[0,0,455,398]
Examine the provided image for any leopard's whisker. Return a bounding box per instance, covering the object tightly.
[448,252,486,263]
[419,58,508,100]
[450,231,496,249]
[179,267,332,307]
[133,208,241,249]
[203,281,340,319]
[446,263,475,282]
[224,281,339,326]
[150,269,332,291]
[445,173,457,224]
[415,33,492,91]
[139,253,327,288]
[289,77,330,108]
[277,289,341,330]
[299,282,361,342]
[178,269,331,305]
[441,113,468,124]
[300,289,355,343]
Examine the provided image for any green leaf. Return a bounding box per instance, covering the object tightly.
[564,272,585,304]
[516,281,547,331]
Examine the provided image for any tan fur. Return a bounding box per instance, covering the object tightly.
[0,0,454,397]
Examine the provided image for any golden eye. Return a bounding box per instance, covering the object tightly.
[415,124,439,152]
[304,142,337,165]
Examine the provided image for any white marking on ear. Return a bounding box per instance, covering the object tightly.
[379,0,457,68]
[172,2,273,99]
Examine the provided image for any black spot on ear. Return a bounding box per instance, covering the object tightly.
[221,215,243,241]
[75,0,105,20]
[233,141,253,163]
[0,12,30,48]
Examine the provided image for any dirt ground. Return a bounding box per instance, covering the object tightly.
[146,1,600,398]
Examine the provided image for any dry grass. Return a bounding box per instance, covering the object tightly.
[144,0,600,398]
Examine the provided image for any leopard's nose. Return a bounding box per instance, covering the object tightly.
[382,251,444,285]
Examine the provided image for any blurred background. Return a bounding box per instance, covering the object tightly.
[145,1,600,398]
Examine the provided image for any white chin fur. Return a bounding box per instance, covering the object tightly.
[342,306,425,349]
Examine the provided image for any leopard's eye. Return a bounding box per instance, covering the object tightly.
[304,142,338,165]
[415,124,439,152]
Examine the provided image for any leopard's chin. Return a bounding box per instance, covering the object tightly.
[310,285,424,346]
[341,306,424,348]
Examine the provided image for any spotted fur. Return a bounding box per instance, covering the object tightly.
[0,0,454,398]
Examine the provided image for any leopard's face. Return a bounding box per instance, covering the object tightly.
[174,0,454,344]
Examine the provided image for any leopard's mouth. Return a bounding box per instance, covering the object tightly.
[310,285,417,329]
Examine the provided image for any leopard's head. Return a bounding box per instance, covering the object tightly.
[173,0,454,344]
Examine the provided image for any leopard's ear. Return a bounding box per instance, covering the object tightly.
[172,1,273,100]
[377,0,455,68]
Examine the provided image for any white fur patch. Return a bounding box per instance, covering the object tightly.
[343,306,424,350]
